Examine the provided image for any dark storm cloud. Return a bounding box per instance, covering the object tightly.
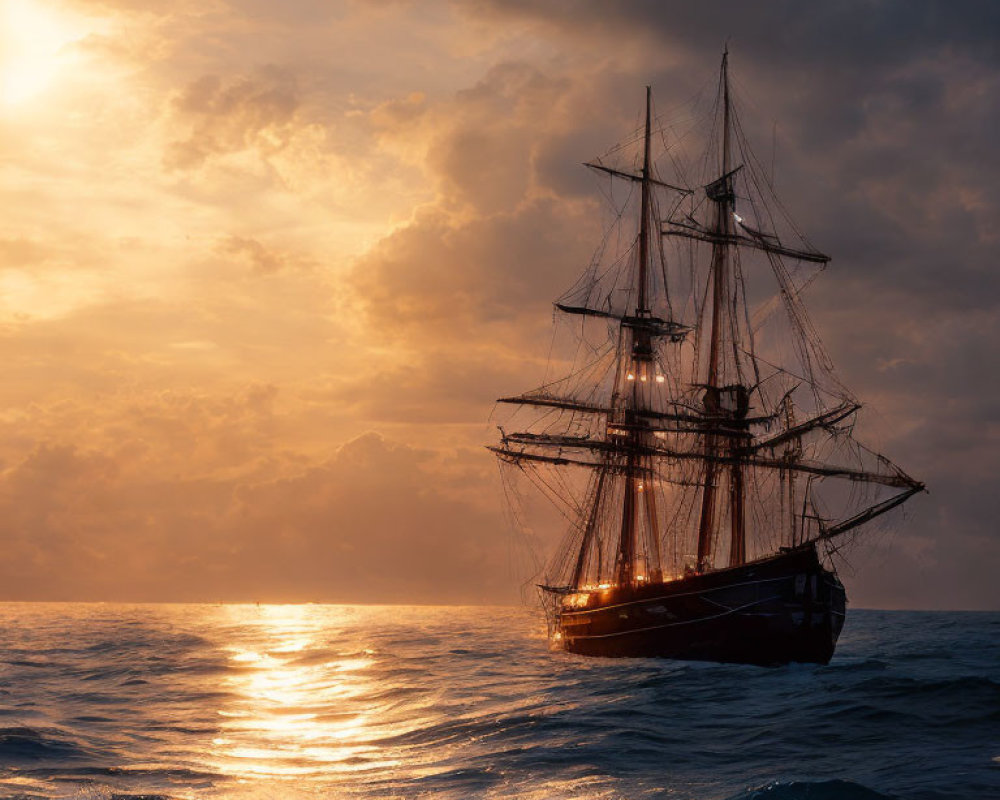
[476,1,1000,66]
[477,0,1000,297]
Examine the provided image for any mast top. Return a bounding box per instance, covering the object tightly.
[636,83,653,315]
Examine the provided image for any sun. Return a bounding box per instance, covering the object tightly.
[0,0,93,107]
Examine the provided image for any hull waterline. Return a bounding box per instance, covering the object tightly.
[557,545,845,665]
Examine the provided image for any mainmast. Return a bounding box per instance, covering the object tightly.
[705,51,732,391]
[637,85,653,314]
[696,48,747,571]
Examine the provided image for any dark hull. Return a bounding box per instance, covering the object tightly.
[558,545,845,665]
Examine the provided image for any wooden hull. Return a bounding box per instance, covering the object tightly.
[557,545,846,665]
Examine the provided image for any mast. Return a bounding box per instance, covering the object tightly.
[696,48,747,571]
[615,87,657,586]
[571,467,608,588]
[706,53,731,390]
[638,85,652,314]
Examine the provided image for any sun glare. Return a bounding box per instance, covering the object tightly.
[210,606,401,783]
[1,0,93,107]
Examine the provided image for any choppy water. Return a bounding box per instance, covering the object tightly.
[0,604,995,800]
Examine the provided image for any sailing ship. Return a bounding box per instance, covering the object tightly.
[490,52,924,666]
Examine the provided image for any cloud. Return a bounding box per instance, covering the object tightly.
[164,67,301,170]
[219,235,315,275]
[0,429,517,604]
[351,198,590,334]
[0,238,53,268]
[0,0,995,608]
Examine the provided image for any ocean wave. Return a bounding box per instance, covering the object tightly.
[729,780,898,800]
[0,606,995,799]
[0,727,91,762]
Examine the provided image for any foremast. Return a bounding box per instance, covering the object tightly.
[615,86,661,587]
[492,85,690,593]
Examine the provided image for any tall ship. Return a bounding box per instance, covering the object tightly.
[490,52,923,666]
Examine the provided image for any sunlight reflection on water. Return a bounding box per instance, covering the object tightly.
[210,605,400,783]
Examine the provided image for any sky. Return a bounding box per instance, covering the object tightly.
[0,0,997,608]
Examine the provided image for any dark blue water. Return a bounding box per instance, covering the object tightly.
[0,604,995,799]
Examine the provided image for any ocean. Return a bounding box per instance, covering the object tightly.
[0,604,995,800]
